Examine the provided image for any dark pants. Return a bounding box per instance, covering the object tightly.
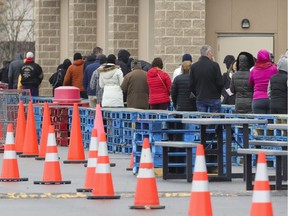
[252,98,270,114]
[150,102,170,110]
[22,85,39,96]
[196,99,221,113]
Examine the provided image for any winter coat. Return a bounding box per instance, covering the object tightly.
[249,49,278,100]
[84,54,97,70]
[146,67,171,105]
[8,54,24,89]
[99,64,124,107]
[268,70,287,113]
[230,54,254,113]
[171,73,197,111]
[83,60,100,96]
[189,56,223,100]
[63,59,85,92]
[20,58,43,87]
[121,68,149,109]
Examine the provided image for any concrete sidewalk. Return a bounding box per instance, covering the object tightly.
[0,147,287,216]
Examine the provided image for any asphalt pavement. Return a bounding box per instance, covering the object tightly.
[0,147,287,216]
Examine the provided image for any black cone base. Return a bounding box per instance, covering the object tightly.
[129,205,165,210]
[63,160,87,164]
[87,195,121,199]
[0,178,28,182]
[35,157,45,161]
[19,154,38,158]
[34,180,71,185]
[76,188,92,192]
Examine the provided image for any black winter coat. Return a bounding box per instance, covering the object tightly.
[171,73,197,111]
[269,70,287,114]
[230,70,253,113]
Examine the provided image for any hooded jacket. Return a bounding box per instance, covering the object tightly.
[230,52,254,113]
[249,49,278,100]
[99,64,124,107]
[20,58,43,87]
[146,67,171,105]
[116,49,131,76]
[8,54,24,89]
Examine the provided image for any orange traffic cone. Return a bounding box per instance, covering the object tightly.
[87,132,120,199]
[15,101,26,154]
[129,138,165,209]
[63,103,86,164]
[19,101,39,158]
[36,103,51,160]
[77,128,99,192]
[0,124,28,182]
[94,104,105,135]
[188,144,212,216]
[34,125,71,185]
[250,152,273,216]
[126,149,134,171]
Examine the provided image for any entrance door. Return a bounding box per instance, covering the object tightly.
[217,34,274,73]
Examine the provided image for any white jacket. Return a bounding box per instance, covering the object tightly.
[99,64,124,107]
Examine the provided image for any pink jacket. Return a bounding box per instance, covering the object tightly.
[249,49,278,100]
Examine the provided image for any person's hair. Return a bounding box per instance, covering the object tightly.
[151,57,163,69]
[228,60,236,73]
[131,59,142,70]
[200,45,212,56]
[107,54,116,64]
[93,47,103,55]
[181,61,192,74]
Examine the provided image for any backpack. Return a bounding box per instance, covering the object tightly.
[52,68,64,88]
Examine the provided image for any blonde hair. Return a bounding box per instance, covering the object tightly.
[181,61,192,74]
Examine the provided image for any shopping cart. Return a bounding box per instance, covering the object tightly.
[0,89,31,151]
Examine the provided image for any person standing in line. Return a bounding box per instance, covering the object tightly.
[221,55,236,105]
[249,49,278,114]
[83,54,106,108]
[90,55,107,106]
[19,52,43,96]
[84,46,103,70]
[63,52,87,99]
[172,53,192,81]
[147,57,172,110]
[268,55,288,114]
[171,60,197,111]
[49,59,72,96]
[0,60,10,85]
[121,59,149,109]
[8,53,24,89]
[230,52,255,113]
[189,45,223,113]
[99,54,124,107]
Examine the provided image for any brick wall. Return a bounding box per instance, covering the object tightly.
[107,0,139,57]
[34,0,60,96]
[154,0,205,74]
[34,0,206,96]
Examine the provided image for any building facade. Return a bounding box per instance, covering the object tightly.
[33,0,287,96]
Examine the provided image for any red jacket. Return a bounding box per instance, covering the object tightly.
[146,67,171,105]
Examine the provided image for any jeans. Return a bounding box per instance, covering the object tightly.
[196,99,221,113]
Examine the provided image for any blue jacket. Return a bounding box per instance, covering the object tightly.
[82,60,100,96]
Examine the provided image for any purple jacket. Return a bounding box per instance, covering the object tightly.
[249,49,278,100]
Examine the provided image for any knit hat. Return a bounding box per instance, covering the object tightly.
[182,53,192,62]
[277,56,288,73]
[73,52,82,60]
[26,52,34,59]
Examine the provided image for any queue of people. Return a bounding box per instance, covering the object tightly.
[3,46,286,114]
